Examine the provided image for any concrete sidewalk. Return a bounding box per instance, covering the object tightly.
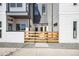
[9,48,79,56]
[0,43,79,56]
[0,48,79,56]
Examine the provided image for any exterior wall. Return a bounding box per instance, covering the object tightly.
[6,32,24,43]
[46,3,59,32]
[47,4,53,32]
[59,3,79,43]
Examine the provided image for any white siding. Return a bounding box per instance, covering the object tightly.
[0,3,6,41]
[59,3,79,43]
[59,3,79,13]
[53,3,59,32]
[6,32,24,43]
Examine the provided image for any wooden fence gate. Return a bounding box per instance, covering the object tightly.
[24,31,59,43]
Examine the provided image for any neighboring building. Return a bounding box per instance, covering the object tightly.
[0,3,78,44]
[30,3,59,32]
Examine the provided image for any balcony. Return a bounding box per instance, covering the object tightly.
[6,3,29,16]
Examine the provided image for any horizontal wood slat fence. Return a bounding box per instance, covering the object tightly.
[24,31,59,43]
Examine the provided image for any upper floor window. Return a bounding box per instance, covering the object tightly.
[10,3,16,7]
[10,3,22,7]
[42,4,46,14]
[17,3,22,7]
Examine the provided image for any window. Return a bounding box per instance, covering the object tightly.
[0,30,2,38]
[42,4,45,14]
[45,26,46,31]
[10,3,22,7]
[0,21,2,27]
[17,3,22,7]
[16,24,26,31]
[0,3,1,6]
[73,3,77,5]
[8,23,13,31]
[40,27,43,32]
[73,21,77,39]
[20,24,26,30]
[10,3,16,7]
[35,27,38,31]
[16,24,20,31]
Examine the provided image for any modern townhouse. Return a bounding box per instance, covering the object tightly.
[0,3,79,46]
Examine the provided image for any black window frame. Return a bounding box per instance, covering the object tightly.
[0,30,2,38]
[73,21,77,39]
[0,21,2,27]
[0,3,2,6]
